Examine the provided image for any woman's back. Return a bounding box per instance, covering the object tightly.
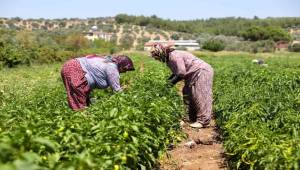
[77,57,120,90]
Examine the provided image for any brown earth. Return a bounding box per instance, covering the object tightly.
[160,83,228,170]
[160,121,228,170]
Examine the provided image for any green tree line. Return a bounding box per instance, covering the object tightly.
[0,29,117,68]
[115,14,300,38]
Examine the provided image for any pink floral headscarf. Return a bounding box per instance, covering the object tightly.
[150,43,175,62]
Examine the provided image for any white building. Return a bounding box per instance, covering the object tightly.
[292,40,300,45]
[83,26,112,41]
[144,40,200,51]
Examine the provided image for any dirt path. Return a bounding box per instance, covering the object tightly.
[160,83,228,170]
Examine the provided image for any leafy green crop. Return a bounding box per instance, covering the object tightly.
[1,52,300,170]
[199,53,300,170]
[0,54,184,170]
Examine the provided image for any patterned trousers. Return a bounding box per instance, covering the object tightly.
[183,68,214,126]
[61,59,91,110]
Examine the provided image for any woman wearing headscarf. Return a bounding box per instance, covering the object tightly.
[151,43,214,128]
[61,54,135,110]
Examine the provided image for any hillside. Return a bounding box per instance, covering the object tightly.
[1,16,300,68]
[1,16,300,50]
[0,17,195,48]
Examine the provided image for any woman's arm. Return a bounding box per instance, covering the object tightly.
[106,67,122,92]
[168,55,186,84]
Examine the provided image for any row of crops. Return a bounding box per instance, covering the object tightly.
[0,54,184,169]
[0,52,300,169]
[199,52,300,170]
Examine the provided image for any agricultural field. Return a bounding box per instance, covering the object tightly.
[0,54,184,170]
[199,52,300,169]
[0,51,300,169]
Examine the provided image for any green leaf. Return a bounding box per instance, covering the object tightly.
[32,137,58,152]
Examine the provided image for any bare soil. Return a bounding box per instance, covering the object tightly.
[160,121,228,170]
[160,83,228,170]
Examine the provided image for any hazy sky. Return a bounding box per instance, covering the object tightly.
[0,0,299,20]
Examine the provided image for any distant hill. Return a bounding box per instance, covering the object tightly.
[1,15,300,49]
[0,17,195,48]
[1,16,300,69]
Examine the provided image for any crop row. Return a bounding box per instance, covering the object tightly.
[0,55,184,169]
[202,53,300,170]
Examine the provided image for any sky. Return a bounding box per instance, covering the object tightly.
[0,0,299,20]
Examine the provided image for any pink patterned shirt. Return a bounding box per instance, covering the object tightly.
[167,50,212,80]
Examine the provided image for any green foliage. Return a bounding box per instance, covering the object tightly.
[267,27,292,42]
[0,43,25,67]
[197,53,300,170]
[241,26,292,42]
[0,28,119,66]
[15,30,37,48]
[115,14,300,36]
[202,39,225,52]
[241,26,267,41]
[170,33,180,40]
[252,40,276,53]
[0,54,184,169]
[91,39,115,49]
[36,47,59,63]
[1,48,300,169]
[65,33,89,51]
[135,37,151,51]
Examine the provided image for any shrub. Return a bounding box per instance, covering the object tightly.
[0,43,30,67]
[202,39,225,52]
[241,26,292,42]
[252,40,276,53]
[170,33,180,40]
[55,50,76,62]
[65,34,89,51]
[135,37,151,51]
[36,47,57,63]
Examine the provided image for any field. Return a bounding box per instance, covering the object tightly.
[202,52,300,169]
[0,52,300,169]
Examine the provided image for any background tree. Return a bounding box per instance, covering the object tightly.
[15,30,36,48]
[241,26,292,42]
[65,33,89,51]
[171,33,180,40]
[115,14,300,37]
[202,39,225,52]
